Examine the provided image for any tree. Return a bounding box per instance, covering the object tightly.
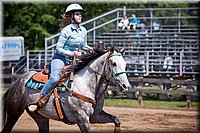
[4,3,65,50]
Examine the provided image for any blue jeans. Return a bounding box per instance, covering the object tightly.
[41,58,70,96]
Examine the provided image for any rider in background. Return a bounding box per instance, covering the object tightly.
[96,40,107,52]
[28,3,93,112]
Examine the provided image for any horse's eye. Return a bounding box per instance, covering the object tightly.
[112,62,117,67]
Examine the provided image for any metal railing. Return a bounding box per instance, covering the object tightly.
[27,50,50,72]
[125,51,199,76]
[26,49,199,76]
[44,8,124,64]
[45,7,198,61]
[11,56,26,74]
[24,7,199,76]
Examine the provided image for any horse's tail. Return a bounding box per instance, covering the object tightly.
[2,89,9,126]
[2,74,27,132]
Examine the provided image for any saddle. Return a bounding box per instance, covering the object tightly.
[27,64,75,124]
[32,64,73,87]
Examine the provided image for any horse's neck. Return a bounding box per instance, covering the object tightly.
[89,53,108,74]
[90,53,109,97]
[75,53,108,98]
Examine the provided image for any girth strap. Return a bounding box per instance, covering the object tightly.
[53,88,73,124]
[54,88,64,119]
[62,83,96,105]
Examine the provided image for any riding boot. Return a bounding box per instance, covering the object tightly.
[28,94,48,112]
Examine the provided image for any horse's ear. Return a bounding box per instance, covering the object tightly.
[120,47,125,55]
[109,46,115,54]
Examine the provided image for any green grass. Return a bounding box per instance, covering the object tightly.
[1,88,199,110]
[104,98,199,110]
[0,88,8,94]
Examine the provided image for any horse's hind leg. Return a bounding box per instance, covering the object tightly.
[1,109,25,133]
[26,109,49,133]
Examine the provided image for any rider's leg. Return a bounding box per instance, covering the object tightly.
[28,59,65,112]
[41,59,64,96]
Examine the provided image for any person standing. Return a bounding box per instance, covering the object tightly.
[28,3,93,112]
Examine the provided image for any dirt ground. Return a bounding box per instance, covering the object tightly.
[12,106,199,133]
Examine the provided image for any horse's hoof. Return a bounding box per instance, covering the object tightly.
[28,105,38,112]
[114,127,121,133]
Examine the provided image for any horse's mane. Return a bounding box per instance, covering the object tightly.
[74,48,107,72]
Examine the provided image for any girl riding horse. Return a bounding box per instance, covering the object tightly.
[28,3,93,112]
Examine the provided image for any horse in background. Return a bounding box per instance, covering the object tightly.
[2,46,131,133]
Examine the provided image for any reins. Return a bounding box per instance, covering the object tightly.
[61,51,127,105]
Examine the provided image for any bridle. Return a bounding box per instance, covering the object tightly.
[87,51,127,83]
[87,51,127,91]
[105,52,127,82]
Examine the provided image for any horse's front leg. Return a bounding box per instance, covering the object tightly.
[90,110,121,133]
[74,109,91,133]
[77,118,90,133]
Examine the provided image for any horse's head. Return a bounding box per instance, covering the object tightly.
[105,46,131,92]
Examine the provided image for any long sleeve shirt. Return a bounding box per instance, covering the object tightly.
[53,24,92,63]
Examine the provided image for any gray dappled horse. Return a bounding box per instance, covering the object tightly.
[2,47,131,133]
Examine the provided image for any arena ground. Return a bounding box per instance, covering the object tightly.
[12,106,199,133]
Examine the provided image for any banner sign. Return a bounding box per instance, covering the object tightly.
[0,36,25,61]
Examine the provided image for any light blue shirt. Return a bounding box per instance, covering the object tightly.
[55,24,92,57]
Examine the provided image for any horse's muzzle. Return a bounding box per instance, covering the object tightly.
[116,82,129,92]
[122,84,129,92]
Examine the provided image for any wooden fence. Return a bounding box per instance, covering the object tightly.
[2,74,199,109]
[109,77,199,109]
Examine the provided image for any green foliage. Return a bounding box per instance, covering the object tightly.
[4,3,63,50]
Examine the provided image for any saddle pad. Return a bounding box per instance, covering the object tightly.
[26,73,71,92]
[33,71,48,83]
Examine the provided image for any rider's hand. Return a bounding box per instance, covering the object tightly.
[89,48,94,53]
[73,51,82,57]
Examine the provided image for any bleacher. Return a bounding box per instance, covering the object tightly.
[17,7,199,79]
[90,26,199,77]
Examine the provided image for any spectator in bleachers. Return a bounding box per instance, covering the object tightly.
[129,14,139,30]
[163,56,173,70]
[153,21,160,30]
[138,18,148,34]
[118,15,130,30]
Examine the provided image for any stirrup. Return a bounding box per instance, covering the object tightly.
[28,95,48,112]
[28,91,52,112]
[28,101,43,112]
